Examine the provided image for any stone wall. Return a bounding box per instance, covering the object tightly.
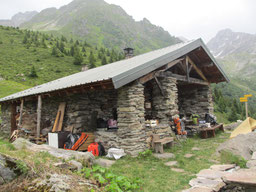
[0,89,118,134]
[117,81,147,156]
[178,84,214,118]
[0,103,11,134]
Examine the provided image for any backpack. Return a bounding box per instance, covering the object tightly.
[88,142,105,156]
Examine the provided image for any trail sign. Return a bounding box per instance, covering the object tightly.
[244,94,252,97]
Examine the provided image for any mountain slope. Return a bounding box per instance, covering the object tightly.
[208,29,256,90]
[208,29,256,120]
[21,0,180,53]
[0,11,38,27]
[0,26,123,87]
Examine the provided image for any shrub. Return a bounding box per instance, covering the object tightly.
[220,150,247,168]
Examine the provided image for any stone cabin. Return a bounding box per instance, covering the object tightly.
[0,39,228,155]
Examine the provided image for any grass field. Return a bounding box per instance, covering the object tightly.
[109,131,231,192]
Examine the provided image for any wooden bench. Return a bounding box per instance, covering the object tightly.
[153,137,174,153]
[200,124,224,139]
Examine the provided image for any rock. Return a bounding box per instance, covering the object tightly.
[0,154,23,185]
[164,161,178,167]
[171,168,185,173]
[184,154,194,158]
[196,169,228,180]
[182,186,213,192]
[210,164,236,171]
[192,147,200,151]
[35,174,71,192]
[223,169,256,186]
[41,128,51,136]
[224,122,241,131]
[153,153,175,159]
[251,152,256,160]
[13,138,95,166]
[246,160,256,169]
[189,178,225,191]
[216,132,256,160]
[95,158,115,168]
[54,162,76,171]
[69,160,83,171]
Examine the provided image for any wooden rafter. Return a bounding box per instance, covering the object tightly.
[157,71,209,86]
[186,56,208,82]
[139,59,183,84]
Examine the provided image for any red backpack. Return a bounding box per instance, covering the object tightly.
[88,142,105,156]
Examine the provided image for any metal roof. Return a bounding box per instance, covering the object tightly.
[0,38,228,102]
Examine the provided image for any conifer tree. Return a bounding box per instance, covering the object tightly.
[101,56,107,65]
[29,66,38,78]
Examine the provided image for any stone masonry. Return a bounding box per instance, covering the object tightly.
[117,81,147,155]
[178,84,214,118]
[151,77,179,138]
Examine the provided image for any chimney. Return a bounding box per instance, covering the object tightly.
[123,47,134,59]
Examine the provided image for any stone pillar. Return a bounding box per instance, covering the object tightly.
[152,77,178,137]
[117,81,147,156]
[198,85,214,116]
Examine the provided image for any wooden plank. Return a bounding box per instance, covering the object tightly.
[52,111,61,132]
[154,76,165,96]
[186,56,208,82]
[57,102,66,132]
[18,99,24,127]
[36,95,42,138]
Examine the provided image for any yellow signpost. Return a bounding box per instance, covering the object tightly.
[240,94,253,118]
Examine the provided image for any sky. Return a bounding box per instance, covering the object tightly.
[0,0,255,42]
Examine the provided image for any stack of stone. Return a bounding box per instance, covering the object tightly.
[178,85,213,119]
[117,82,147,156]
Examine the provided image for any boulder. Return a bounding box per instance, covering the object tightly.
[153,153,175,159]
[164,161,178,167]
[222,169,256,187]
[13,138,95,166]
[0,154,23,185]
[216,132,256,160]
[210,164,236,171]
[95,158,115,168]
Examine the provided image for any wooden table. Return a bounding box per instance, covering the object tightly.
[153,137,174,153]
[200,124,224,139]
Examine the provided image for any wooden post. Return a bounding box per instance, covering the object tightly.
[185,57,190,82]
[245,101,248,119]
[37,95,42,138]
[18,99,24,127]
[10,103,17,133]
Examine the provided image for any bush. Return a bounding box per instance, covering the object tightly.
[220,150,247,168]
[78,165,141,191]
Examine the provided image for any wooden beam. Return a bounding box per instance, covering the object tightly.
[157,72,209,86]
[139,71,156,84]
[139,59,183,84]
[36,95,42,138]
[11,103,17,134]
[185,57,190,82]
[154,76,165,96]
[186,56,208,82]
[18,99,24,127]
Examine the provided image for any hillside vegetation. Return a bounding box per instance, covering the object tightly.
[0,25,123,87]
